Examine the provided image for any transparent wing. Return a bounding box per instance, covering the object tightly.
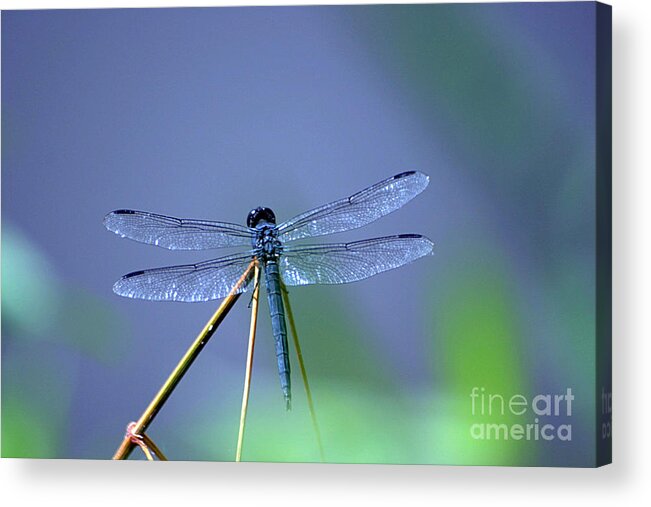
[276,171,429,242]
[104,210,254,250]
[279,235,433,286]
[113,252,255,302]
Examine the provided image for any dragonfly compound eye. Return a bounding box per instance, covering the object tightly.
[247,207,276,227]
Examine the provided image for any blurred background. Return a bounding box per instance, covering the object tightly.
[2,3,597,465]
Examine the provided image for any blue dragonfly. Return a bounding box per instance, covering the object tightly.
[105,171,433,409]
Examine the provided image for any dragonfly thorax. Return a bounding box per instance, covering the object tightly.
[248,207,281,261]
[253,225,282,261]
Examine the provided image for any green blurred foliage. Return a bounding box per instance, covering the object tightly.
[2,225,128,457]
[1,338,78,458]
[2,226,60,338]
[2,398,60,458]
[2,226,128,363]
[428,244,537,465]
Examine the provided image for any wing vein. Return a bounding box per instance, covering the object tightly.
[104,210,254,250]
[276,171,429,242]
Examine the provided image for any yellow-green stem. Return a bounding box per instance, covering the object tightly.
[281,283,325,462]
[236,262,261,462]
[112,260,256,460]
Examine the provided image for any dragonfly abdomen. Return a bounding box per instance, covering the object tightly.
[264,259,291,410]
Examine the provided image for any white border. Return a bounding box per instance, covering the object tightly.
[2,0,649,505]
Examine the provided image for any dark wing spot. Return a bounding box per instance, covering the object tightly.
[113,209,136,215]
[393,171,416,179]
[123,270,145,279]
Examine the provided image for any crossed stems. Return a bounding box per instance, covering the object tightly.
[112,258,323,462]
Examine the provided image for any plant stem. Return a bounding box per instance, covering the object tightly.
[141,433,167,461]
[281,283,325,462]
[112,260,256,460]
[235,262,261,462]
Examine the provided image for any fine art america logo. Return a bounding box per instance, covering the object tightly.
[470,387,574,441]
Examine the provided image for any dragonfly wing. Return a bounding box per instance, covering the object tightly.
[276,171,429,242]
[279,235,433,286]
[104,210,254,250]
[113,252,255,302]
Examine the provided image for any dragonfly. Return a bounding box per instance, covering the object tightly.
[105,171,434,409]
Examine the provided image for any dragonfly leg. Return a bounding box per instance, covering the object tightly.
[247,276,261,308]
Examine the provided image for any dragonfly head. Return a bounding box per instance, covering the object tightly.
[247,207,276,228]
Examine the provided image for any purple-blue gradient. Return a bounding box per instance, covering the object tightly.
[2,3,601,465]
